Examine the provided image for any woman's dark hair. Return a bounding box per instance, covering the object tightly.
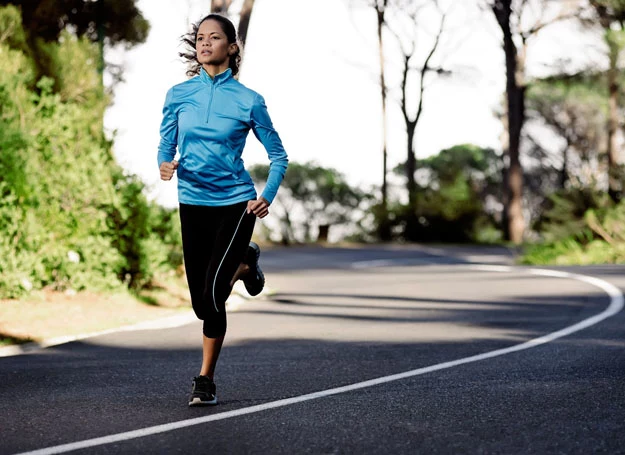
[179,14,241,77]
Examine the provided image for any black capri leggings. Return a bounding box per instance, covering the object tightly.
[179,201,256,338]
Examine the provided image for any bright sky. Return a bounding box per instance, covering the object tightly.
[103,0,594,209]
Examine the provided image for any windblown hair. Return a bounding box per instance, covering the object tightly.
[179,14,241,78]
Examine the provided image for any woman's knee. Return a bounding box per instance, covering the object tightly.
[203,317,226,338]
[203,281,231,313]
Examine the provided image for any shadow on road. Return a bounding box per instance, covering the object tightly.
[1,258,624,454]
[1,318,624,455]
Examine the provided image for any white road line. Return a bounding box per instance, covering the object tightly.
[15,267,624,455]
[350,259,397,269]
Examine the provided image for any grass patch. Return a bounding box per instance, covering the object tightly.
[520,238,625,265]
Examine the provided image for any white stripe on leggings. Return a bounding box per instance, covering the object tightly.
[212,208,248,312]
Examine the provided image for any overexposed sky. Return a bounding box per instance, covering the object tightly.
[103,0,596,208]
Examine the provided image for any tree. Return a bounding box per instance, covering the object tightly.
[249,162,366,244]
[392,2,448,213]
[0,0,148,84]
[484,0,580,244]
[526,73,608,190]
[582,0,625,201]
[392,144,503,242]
[210,0,256,48]
[374,0,391,240]
[346,0,393,239]
[350,0,451,240]
[0,0,148,45]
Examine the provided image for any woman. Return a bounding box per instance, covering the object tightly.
[157,13,288,406]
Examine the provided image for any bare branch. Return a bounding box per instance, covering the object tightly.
[523,11,580,38]
[385,19,414,58]
[401,54,410,125]
[0,21,14,44]
[513,0,528,36]
[211,0,234,13]
[415,10,447,127]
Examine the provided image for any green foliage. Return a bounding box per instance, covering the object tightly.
[0,4,27,50]
[0,6,181,299]
[0,0,149,46]
[0,183,38,297]
[418,144,500,185]
[521,190,625,265]
[522,222,625,265]
[249,161,367,243]
[0,1,148,86]
[385,144,503,243]
[528,75,608,117]
[105,172,153,290]
[533,187,612,242]
[527,76,608,180]
[36,31,103,102]
[105,172,182,290]
[591,0,625,22]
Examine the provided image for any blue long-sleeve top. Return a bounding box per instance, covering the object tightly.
[157,68,288,206]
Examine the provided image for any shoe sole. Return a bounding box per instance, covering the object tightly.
[244,242,265,296]
[188,396,218,406]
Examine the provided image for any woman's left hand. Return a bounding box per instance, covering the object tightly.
[247,197,270,219]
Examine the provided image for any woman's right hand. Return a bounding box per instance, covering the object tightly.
[160,160,178,181]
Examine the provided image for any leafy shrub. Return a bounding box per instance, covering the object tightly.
[522,194,625,265]
[0,7,183,299]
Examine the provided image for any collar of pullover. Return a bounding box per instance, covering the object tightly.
[200,67,232,86]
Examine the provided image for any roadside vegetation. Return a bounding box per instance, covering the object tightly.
[0,4,182,300]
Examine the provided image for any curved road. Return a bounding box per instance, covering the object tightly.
[1,245,624,454]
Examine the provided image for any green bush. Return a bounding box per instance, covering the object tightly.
[380,145,503,243]
[522,194,625,265]
[0,6,183,299]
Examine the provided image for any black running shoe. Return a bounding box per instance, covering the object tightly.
[243,241,265,296]
[188,376,217,406]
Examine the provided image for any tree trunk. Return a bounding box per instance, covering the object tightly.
[210,0,255,49]
[400,9,443,216]
[237,0,256,47]
[317,224,330,243]
[560,143,569,189]
[281,208,294,245]
[607,41,621,202]
[494,0,525,244]
[406,122,417,209]
[211,0,233,13]
[376,0,391,240]
[400,50,418,211]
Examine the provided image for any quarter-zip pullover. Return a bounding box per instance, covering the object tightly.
[157,68,288,206]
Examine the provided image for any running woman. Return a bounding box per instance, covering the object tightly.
[157,13,288,406]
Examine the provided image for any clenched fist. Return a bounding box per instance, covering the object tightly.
[247,197,270,219]
[160,160,178,181]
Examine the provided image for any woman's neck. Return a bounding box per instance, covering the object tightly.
[202,63,229,79]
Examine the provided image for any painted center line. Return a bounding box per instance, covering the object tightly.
[15,266,624,455]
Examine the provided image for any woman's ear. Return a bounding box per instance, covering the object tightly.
[229,43,239,56]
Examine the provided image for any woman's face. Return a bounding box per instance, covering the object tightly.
[195,19,233,68]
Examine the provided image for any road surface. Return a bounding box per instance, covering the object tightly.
[1,245,624,454]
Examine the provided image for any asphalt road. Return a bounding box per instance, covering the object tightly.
[1,244,624,455]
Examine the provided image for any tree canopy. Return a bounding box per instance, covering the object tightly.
[1,0,149,46]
